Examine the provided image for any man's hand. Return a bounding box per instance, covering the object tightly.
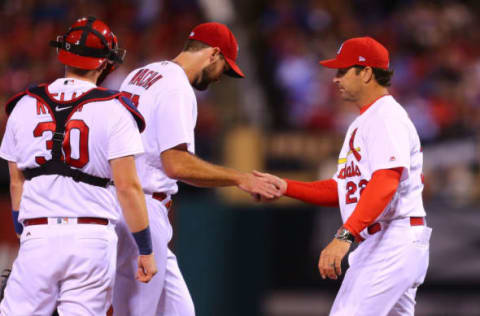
[252,170,287,195]
[136,253,158,283]
[237,172,282,200]
[318,238,352,280]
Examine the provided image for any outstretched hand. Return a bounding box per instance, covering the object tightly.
[237,172,282,201]
[251,170,287,201]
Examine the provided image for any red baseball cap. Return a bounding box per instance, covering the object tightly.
[319,37,389,70]
[188,22,245,78]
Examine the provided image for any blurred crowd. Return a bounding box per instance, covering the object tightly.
[256,0,480,142]
[0,0,479,202]
[0,0,224,160]
[0,0,203,99]
[252,0,480,203]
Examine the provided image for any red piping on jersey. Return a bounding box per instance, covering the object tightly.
[5,91,28,115]
[359,94,390,115]
[343,167,402,237]
[284,178,339,207]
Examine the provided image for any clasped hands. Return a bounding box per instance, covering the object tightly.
[240,170,351,280]
[237,170,287,202]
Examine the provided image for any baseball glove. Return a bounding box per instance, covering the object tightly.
[0,268,11,301]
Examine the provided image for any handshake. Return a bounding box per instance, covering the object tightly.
[237,170,287,202]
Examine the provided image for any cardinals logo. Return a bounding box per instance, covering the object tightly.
[349,128,362,161]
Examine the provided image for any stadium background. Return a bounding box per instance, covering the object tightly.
[0,0,479,315]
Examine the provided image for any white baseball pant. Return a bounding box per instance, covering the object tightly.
[0,222,117,315]
[330,217,432,316]
[113,195,195,316]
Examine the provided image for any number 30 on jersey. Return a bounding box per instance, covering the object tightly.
[33,119,90,168]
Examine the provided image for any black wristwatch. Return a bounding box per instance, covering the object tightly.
[335,227,355,243]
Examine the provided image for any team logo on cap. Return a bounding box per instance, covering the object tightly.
[337,43,344,55]
[189,31,195,37]
[359,56,366,62]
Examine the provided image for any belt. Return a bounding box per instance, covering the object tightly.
[357,217,425,242]
[23,217,109,226]
[152,192,173,209]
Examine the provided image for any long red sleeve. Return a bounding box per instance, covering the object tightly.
[284,178,339,207]
[344,167,402,237]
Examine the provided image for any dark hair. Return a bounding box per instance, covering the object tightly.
[353,65,394,87]
[182,39,210,52]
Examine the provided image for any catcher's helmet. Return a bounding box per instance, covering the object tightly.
[50,16,126,71]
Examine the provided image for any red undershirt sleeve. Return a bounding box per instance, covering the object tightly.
[343,167,403,237]
[284,178,339,207]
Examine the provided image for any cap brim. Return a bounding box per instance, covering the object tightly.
[58,50,105,70]
[319,58,354,69]
[224,57,244,78]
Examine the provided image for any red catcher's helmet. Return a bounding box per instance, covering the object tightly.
[50,16,126,71]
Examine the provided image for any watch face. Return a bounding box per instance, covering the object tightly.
[336,228,347,237]
[336,228,354,243]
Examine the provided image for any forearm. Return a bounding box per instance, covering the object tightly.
[284,178,339,207]
[8,162,24,210]
[116,184,149,233]
[110,156,149,233]
[7,162,25,236]
[162,148,245,187]
[10,181,23,210]
[178,161,244,187]
[343,168,402,237]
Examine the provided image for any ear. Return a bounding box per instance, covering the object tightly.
[362,67,374,84]
[209,47,222,63]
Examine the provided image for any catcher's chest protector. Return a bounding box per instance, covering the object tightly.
[6,84,145,187]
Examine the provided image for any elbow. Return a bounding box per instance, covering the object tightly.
[163,161,185,180]
[115,179,143,197]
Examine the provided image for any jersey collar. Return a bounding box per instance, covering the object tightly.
[359,94,390,115]
[49,78,97,90]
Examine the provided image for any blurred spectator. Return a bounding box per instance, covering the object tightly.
[252,0,480,202]
[1,0,480,204]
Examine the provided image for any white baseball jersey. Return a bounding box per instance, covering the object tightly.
[114,61,197,315]
[119,61,198,195]
[334,95,425,225]
[0,78,144,222]
[330,95,431,316]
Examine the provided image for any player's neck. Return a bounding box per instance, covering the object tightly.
[172,51,209,85]
[356,86,389,112]
[64,69,100,85]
